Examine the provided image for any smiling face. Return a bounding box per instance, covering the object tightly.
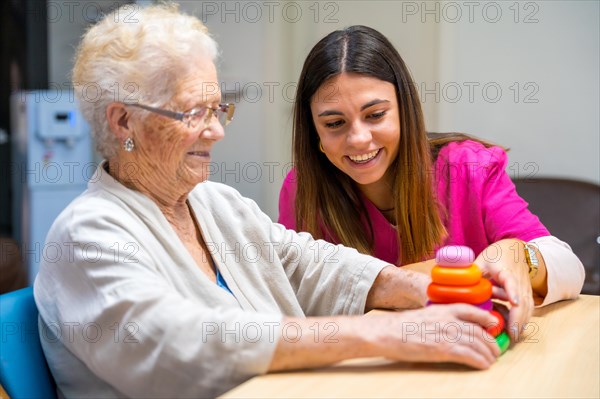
[166,60,224,185]
[122,59,224,202]
[310,73,400,193]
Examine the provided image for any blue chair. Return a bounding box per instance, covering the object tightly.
[0,287,57,399]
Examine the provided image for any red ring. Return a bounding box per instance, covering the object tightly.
[485,310,505,337]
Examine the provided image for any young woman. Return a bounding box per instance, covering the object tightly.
[279,25,585,340]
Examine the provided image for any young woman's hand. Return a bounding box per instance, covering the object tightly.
[475,239,542,343]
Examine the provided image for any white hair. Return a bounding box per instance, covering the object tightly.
[72,2,218,158]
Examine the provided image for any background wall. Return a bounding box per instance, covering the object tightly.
[46,0,600,220]
[436,1,599,184]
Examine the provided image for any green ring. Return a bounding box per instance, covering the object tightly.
[496,331,510,354]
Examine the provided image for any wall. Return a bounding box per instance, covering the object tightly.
[48,1,132,88]
[179,0,441,219]
[436,0,599,184]
[47,0,600,221]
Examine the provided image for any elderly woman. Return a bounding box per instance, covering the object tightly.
[34,5,502,398]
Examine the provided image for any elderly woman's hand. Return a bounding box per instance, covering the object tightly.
[367,304,501,369]
[269,305,500,372]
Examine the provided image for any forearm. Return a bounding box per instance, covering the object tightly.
[268,316,378,371]
[365,265,430,312]
[400,258,437,275]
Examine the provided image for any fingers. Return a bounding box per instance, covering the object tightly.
[428,319,499,369]
[489,266,533,343]
[379,305,509,370]
[481,263,534,342]
[447,303,498,327]
[485,265,520,305]
[444,330,499,369]
[507,294,534,343]
[491,286,509,301]
[447,304,502,357]
[408,305,501,368]
[492,302,510,320]
[490,295,533,344]
[507,308,526,343]
[449,347,493,370]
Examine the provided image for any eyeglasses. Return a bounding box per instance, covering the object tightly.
[124,102,235,129]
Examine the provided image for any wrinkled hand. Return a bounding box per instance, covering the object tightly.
[370,304,501,369]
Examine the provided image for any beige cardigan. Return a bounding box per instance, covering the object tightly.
[34,163,389,398]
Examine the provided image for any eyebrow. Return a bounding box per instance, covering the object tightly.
[317,99,390,117]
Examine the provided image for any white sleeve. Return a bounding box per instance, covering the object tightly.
[238,191,389,317]
[529,235,585,307]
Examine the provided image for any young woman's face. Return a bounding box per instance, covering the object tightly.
[310,73,400,189]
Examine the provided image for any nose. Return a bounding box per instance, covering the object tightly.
[346,121,372,148]
[200,118,225,141]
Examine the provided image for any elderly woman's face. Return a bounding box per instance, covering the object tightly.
[130,60,224,193]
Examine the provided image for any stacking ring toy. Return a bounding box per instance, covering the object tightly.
[435,246,475,267]
[427,279,492,304]
[474,299,493,311]
[431,264,482,285]
[426,299,493,311]
[485,310,505,337]
[496,331,510,354]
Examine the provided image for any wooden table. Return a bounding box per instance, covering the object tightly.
[222,295,599,398]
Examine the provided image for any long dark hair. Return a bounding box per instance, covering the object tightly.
[292,25,495,264]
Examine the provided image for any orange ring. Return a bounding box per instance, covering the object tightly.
[431,264,482,286]
[427,279,492,304]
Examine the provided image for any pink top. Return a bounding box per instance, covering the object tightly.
[278,140,550,265]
